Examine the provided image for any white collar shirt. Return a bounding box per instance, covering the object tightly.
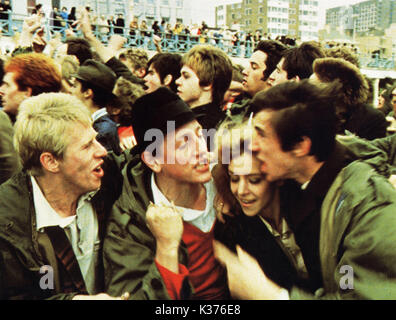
[150,173,216,233]
[31,176,101,294]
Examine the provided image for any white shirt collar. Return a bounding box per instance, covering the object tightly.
[301,180,310,190]
[91,108,108,122]
[31,176,96,231]
[150,173,216,233]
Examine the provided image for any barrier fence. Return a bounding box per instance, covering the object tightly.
[0,13,394,70]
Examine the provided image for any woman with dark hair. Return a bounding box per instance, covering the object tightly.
[213,121,310,291]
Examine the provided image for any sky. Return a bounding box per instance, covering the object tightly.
[191,0,365,28]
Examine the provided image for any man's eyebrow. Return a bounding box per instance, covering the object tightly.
[82,134,97,148]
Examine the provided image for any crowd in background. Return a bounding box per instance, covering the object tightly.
[1,4,396,301]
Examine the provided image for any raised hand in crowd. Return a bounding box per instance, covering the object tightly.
[146,202,184,274]
[108,34,127,52]
[20,14,43,47]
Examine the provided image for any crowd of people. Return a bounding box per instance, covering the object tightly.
[1,6,396,301]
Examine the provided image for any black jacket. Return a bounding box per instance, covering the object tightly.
[344,103,387,140]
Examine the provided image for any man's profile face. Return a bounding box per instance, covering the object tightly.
[175,65,206,107]
[242,50,269,97]
[0,72,30,116]
[156,120,211,184]
[251,109,296,182]
[144,64,162,93]
[57,122,107,197]
[267,58,289,88]
[69,79,87,104]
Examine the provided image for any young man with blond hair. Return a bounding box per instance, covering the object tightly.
[0,93,124,300]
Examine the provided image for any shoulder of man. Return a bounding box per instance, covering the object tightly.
[0,172,33,244]
[228,95,251,116]
[337,134,391,177]
[105,153,152,227]
[332,158,396,213]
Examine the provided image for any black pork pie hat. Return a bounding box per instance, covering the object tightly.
[130,87,197,155]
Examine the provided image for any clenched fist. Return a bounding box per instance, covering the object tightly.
[146,202,183,273]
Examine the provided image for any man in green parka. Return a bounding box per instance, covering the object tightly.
[214,80,396,300]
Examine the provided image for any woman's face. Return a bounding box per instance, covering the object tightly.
[228,153,271,217]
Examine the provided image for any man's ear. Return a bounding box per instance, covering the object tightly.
[24,87,33,98]
[84,88,94,100]
[292,136,311,157]
[141,150,162,173]
[136,67,146,78]
[39,152,60,173]
[163,74,172,87]
[201,82,212,93]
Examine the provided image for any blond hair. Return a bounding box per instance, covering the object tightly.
[14,92,92,176]
[119,48,148,70]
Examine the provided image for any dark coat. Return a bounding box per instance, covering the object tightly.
[344,103,387,140]
[0,110,21,185]
[0,165,121,299]
[214,214,307,290]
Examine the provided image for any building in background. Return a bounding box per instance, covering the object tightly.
[131,0,192,25]
[215,0,320,41]
[17,0,200,27]
[326,0,396,35]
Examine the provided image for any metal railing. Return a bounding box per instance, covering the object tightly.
[0,13,394,70]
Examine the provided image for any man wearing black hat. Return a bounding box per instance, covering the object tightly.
[71,59,121,155]
[103,87,228,300]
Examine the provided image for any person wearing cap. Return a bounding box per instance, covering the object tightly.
[71,59,121,155]
[103,87,229,300]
